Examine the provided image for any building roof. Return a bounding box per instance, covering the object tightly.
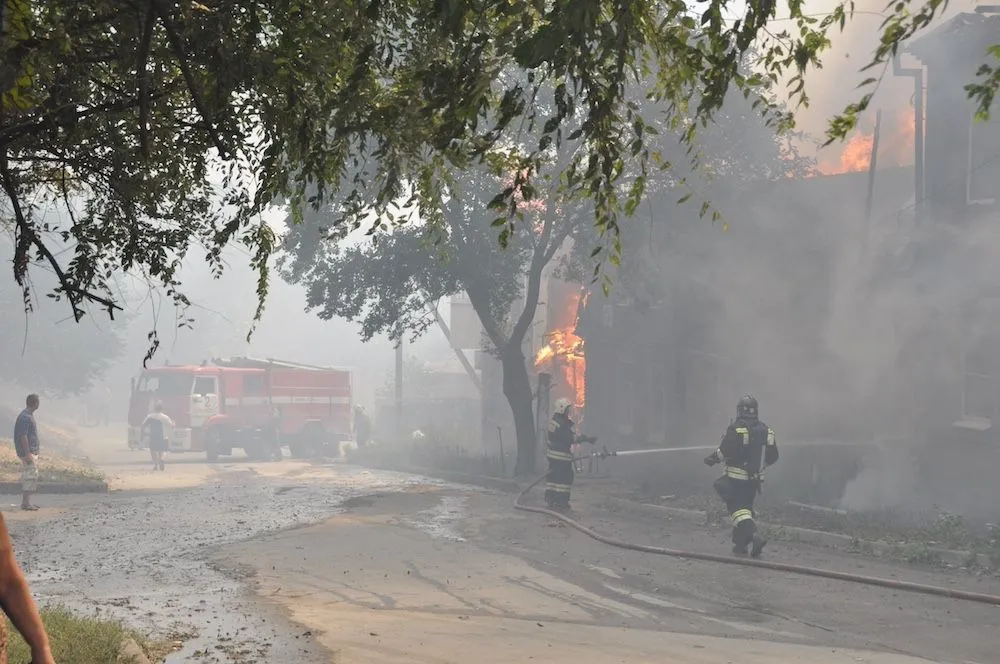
[909,11,1000,60]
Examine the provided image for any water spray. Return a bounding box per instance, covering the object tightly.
[592,439,870,460]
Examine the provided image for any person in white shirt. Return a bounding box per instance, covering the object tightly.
[142,402,175,471]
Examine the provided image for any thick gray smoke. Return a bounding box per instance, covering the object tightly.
[791,0,980,161]
[632,0,1000,520]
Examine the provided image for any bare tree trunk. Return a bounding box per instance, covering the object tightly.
[501,344,538,477]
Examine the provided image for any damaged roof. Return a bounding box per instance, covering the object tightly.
[909,10,1000,60]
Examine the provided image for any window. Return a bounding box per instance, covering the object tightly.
[193,377,217,396]
[138,373,192,396]
[963,335,999,420]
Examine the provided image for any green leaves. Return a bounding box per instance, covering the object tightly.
[3,0,997,358]
[279,156,575,350]
[967,45,1000,123]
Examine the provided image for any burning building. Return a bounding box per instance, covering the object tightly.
[572,8,1000,517]
[472,8,1000,516]
[577,166,919,451]
[816,109,917,176]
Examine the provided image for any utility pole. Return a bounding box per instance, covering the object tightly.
[394,339,404,443]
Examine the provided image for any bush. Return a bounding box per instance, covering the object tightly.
[6,607,147,664]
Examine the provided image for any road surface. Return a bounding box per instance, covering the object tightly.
[5,430,998,663]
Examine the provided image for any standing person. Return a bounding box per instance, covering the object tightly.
[354,406,371,448]
[544,398,594,511]
[0,513,56,663]
[142,403,174,471]
[704,394,779,558]
[13,395,41,512]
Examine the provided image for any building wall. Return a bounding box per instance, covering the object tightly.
[581,168,919,450]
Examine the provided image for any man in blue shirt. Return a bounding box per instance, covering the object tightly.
[13,394,41,511]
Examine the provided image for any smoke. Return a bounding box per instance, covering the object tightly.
[628,0,1000,519]
[790,0,981,159]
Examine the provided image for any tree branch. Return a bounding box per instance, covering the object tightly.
[542,216,572,265]
[510,205,563,345]
[0,87,176,145]
[136,3,157,159]
[1,152,120,319]
[465,281,508,350]
[149,0,231,159]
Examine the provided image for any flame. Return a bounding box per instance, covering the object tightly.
[817,131,875,175]
[534,290,587,411]
[815,108,917,176]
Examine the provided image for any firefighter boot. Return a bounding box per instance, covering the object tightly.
[732,519,755,556]
[731,528,749,556]
[751,534,767,558]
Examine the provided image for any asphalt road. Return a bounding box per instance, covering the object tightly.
[7,435,450,662]
[5,433,999,663]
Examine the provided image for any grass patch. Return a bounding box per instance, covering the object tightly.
[0,443,104,484]
[0,406,84,460]
[6,607,153,663]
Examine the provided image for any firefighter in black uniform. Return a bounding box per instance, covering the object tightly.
[704,394,778,557]
[545,398,594,510]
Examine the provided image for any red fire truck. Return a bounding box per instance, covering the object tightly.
[127,356,352,461]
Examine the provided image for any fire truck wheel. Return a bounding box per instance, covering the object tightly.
[292,425,325,459]
[289,440,317,459]
[205,428,222,463]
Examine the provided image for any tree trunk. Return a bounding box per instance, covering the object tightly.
[501,344,538,477]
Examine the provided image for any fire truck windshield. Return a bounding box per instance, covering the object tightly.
[138,373,193,397]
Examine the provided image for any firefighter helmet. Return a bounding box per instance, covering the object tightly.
[737,394,759,420]
[554,398,573,416]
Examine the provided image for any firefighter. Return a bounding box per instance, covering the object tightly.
[704,394,778,557]
[545,398,595,510]
[354,405,372,447]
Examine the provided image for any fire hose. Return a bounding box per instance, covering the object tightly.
[513,451,1000,607]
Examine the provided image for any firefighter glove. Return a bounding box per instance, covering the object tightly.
[704,453,720,467]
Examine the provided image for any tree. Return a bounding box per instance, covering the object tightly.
[281,153,584,475]
[1,0,994,341]
[283,69,811,475]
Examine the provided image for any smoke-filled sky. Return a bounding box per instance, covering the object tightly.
[714,0,987,169]
[790,0,983,152]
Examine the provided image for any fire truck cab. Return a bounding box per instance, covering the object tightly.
[127,356,352,461]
